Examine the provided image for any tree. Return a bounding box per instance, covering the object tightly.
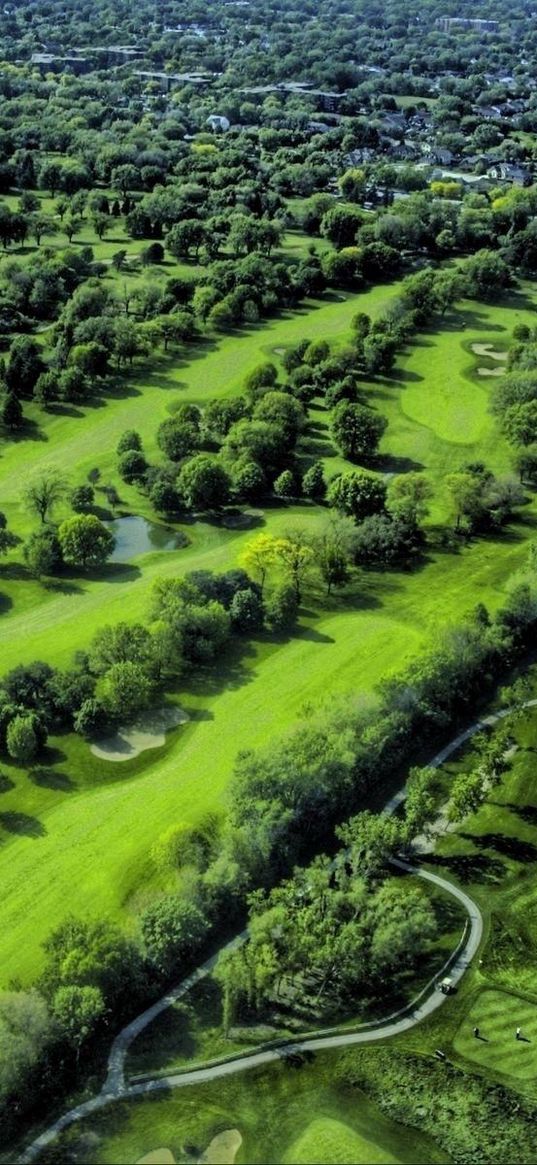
[58,515,115,570]
[447,770,487,823]
[23,467,67,524]
[302,462,326,501]
[504,401,537,447]
[6,337,44,397]
[99,661,153,720]
[403,767,436,839]
[141,896,208,977]
[157,418,199,462]
[328,471,386,521]
[70,485,94,512]
[0,991,52,1107]
[273,469,297,499]
[274,530,314,603]
[1,392,23,430]
[178,455,231,510]
[52,985,104,1061]
[0,514,17,557]
[336,811,403,881]
[264,583,299,631]
[23,528,62,578]
[239,533,279,593]
[89,622,154,675]
[118,450,148,484]
[230,588,265,633]
[445,471,484,530]
[388,472,433,521]
[117,430,142,456]
[90,212,110,241]
[330,402,387,462]
[465,249,512,300]
[370,882,437,973]
[6,715,39,763]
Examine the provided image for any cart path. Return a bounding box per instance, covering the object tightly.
[21,698,532,1162]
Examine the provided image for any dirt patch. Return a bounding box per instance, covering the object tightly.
[470,342,508,361]
[91,706,189,763]
[136,1151,176,1165]
[198,1130,242,1164]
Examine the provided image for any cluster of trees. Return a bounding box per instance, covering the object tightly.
[3,559,536,1136]
[216,817,437,1030]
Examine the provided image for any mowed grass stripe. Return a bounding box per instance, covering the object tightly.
[455,989,537,1080]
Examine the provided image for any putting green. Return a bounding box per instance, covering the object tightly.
[454,989,537,1080]
[283,1117,401,1164]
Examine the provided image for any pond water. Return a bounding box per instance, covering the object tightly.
[107,516,187,562]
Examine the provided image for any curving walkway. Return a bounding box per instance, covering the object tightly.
[21,699,530,1163]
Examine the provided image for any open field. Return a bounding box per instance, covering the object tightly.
[1,275,537,985]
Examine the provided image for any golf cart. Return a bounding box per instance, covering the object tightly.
[437,976,454,995]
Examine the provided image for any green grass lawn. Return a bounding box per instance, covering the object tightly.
[22,1053,448,1165]
[283,1116,401,1164]
[454,989,537,1081]
[1,278,537,984]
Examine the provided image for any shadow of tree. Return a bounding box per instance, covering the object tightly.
[30,767,76,792]
[461,831,537,863]
[0,811,46,837]
[501,802,537,827]
[0,773,15,793]
[426,851,505,884]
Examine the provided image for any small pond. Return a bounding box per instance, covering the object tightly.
[107,516,187,562]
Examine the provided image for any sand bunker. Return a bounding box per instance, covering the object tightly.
[198,1130,242,1164]
[136,1151,176,1165]
[470,342,508,361]
[476,366,505,377]
[91,706,189,763]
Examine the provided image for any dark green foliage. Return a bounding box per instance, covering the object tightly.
[118,450,148,484]
[328,471,386,521]
[178,455,231,510]
[116,430,142,456]
[229,587,264,633]
[1,391,23,429]
[23,528,62,578]
[330,402,387,462]
[264,584,299,632]
[141,897,209,978]
[70,485,94,513]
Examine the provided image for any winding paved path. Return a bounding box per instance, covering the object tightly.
[21,700,529,1163]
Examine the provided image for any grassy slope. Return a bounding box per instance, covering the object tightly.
[1,279,537,984]
[30,1055,448,1165]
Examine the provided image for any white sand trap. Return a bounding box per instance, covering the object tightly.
[471,342,508,361]
[273,346,286,355]
[476,366,505,377]
[91,706,189,763]
[136,1151,176,1165]
[198,1130,242,1164]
